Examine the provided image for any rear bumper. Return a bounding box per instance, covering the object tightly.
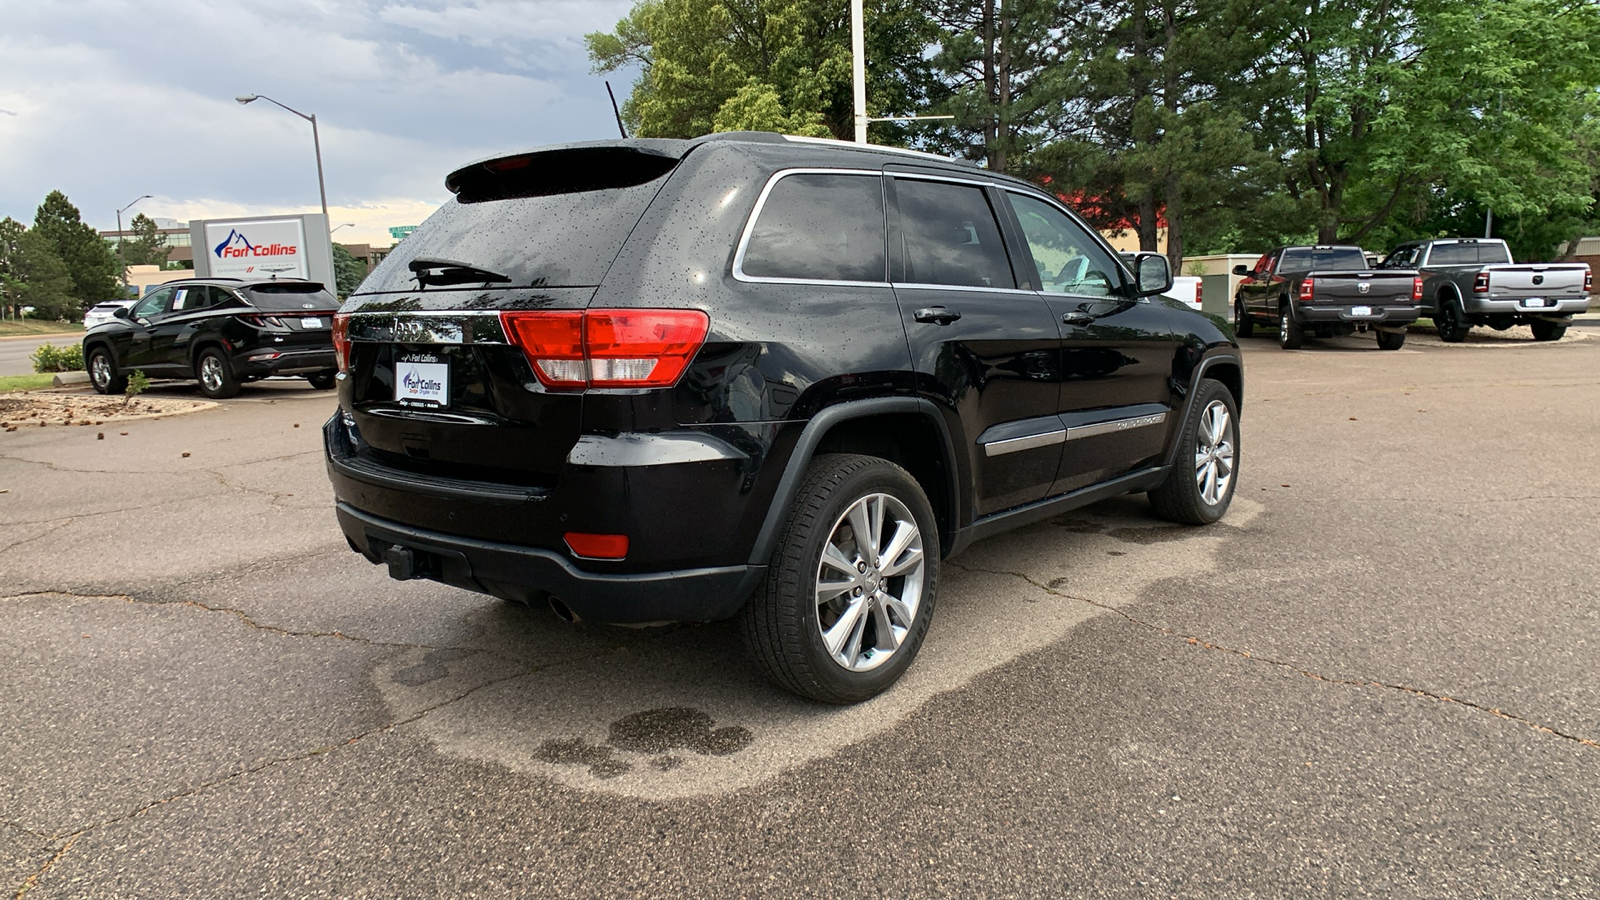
[334,502,761,624]
[1296,303,1421,325]
[236,347,335,377]
[1463,297,1590,316]
[323,414,768,623]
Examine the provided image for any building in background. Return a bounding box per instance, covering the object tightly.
[101,217,194,267]
[335,243,391,277]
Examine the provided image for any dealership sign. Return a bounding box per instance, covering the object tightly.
[204,219,308,279]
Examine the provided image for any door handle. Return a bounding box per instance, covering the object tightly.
[914,307,962,325]
[1062,311,1094,326]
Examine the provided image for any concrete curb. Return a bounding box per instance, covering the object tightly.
[52,372,90,387]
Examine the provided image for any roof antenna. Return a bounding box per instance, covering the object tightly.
[605,81,628,139]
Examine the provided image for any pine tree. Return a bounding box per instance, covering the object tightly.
[32,190,119,311]
[121,213,171,268]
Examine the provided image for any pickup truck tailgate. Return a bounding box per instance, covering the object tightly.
[1481,264,1589,300]
[1305,271,1416,303]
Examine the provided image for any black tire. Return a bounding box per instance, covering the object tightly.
[1149,379,1239,526]
[1435,293,1470,343]
[1529,319,1567,342]
[307,370,337,390]
[1376,329,1406,350]
[196,348,241,399]
[741,453,939,704]
[1233,297,1254,338]
[1278,304,1305,350]
[88,346,126,395]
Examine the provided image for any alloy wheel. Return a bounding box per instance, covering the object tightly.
[1193,400,1235,506]
[813,492,926,672]
[91,354,110,389]
[200,356,223,393]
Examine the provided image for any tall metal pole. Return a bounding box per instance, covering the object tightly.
[115,195,151,289]
[852,0,867,144]
[237,94,328,222]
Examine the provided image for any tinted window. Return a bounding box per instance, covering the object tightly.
[740,173,887,282]
[169,286,203,312]
[360,169,671,292]
[895,179,1014,289]
[1278,247,1366,271]
[1008,193,1120,296]
[1383,246,1419,268]
[244,283,339,311]
[1427,243,1481,266]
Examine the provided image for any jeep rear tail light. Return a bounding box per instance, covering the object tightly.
[1473,271,1490,293]
[1412,277,1423,301]
[333,312,351,373]
[501,309,710,391]
[1299,277,1314,302]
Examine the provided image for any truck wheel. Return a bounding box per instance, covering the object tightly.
[1278,304,1305,350]
[1529,320,1567,342]
[306,371,337,390]
[742,453,939,704]
[197,348,241,399]
[1233,297,1254,337]
[88,347,126,395]
[1149,379,1238,525]
[1435,295,1470,343]
[1376,330,1406,350]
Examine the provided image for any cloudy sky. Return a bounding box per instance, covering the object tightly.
[0,0,641,247]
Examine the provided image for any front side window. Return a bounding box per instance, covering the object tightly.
[740,172,886,283]
[133,288,170,319]
[895,179,1014,289]
[1008,193,1120,296]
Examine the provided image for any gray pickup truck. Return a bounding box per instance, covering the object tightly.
[1381,238,1592,342]
[1233,245,1421,350]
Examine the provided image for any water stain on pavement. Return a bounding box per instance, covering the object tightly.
[534,707,753,780]
[392,648,474,686]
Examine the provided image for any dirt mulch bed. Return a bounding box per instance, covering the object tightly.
[0,392,215,430]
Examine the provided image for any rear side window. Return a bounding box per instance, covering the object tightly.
[894,179,1015,289]
[739,173,887,283]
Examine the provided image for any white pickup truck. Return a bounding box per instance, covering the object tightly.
[1381,238,1592,342]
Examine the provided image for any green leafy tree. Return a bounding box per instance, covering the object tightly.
[32,190,119,310]
[2,229,78,320]
[331,243,368,298]
[589,0,938,141]
[120,213,170,268]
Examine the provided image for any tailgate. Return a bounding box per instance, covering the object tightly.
[1305,271,1416,303]
[1481,265,1588,298]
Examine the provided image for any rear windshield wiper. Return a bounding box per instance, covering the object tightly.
[408,257,512,287]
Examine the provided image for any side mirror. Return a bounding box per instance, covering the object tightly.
[113,306,132,319]
[1132,252,1173,297]
[1232,264,1251,277]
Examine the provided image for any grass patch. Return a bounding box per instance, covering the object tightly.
[0,319,83,338]
[0,373,59,393]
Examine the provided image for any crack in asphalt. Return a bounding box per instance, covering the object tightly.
[1,590,530,668]
[0,521,73,555]
[0,493,219,528]
[201,468,299,506]
[946,562,1600,749]
[10,667,540,899]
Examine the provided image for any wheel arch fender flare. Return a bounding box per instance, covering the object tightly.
[745,397,961,568]
[1162,354,1242,471]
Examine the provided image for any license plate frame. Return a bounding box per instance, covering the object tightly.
[1349,305,1373,318]
[302,316,323,329]
[394,352,450,408]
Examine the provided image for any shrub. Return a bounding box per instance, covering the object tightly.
[29,342,84,373]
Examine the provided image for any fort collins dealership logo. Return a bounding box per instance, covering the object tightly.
[213,229,299,261]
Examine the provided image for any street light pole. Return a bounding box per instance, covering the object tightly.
[115,194,152,289]
[236,94,329,222]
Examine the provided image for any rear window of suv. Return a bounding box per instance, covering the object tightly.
[244,283,338,310]
[360,149,680,292]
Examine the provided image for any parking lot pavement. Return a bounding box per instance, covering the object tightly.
[4,336,1599,896]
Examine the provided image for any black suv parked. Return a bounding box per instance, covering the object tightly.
[83,278,340,399]
[325,133,1243,702]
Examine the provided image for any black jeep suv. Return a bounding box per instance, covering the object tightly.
[83,277,340,399]
[325,133,1243,702]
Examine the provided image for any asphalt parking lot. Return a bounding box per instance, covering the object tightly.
[3,327,1598,897]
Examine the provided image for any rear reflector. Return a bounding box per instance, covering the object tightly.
[333,312,351,373]
[502,309,710,391]
[564,532,629,560]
